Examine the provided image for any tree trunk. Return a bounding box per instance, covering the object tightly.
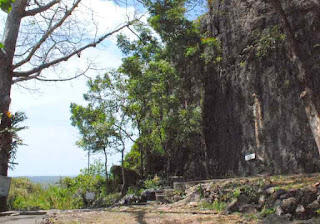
[166,155,170,182]
[137,115,144,178]
[87,150,90,171]
[0,55,12,212]
[0,0,28,210]
[120,146,127,197]
[0,111,11,212]
[137,125,144,178]
[103,148,109,193]
[103,148,108,178]
[139,143,143,178]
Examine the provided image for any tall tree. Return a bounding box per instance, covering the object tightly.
[70,103,116,179]
[117,8,205,179]
[71,72,134,195]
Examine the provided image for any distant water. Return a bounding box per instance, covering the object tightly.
[14,176,73,186]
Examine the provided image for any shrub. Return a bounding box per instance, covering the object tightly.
[144,175,162,189]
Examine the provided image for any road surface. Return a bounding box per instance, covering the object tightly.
[0,214,45,224]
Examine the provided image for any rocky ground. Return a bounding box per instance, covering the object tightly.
[4,173,320,223]
[41,205,256,224]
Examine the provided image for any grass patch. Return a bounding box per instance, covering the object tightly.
[260,207,275,217]
[200,200,227,212]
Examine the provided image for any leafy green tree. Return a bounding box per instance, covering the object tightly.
[71,72,135,195]
[116,0,208,179]
[7,111,27,169]
[70,101,116,182]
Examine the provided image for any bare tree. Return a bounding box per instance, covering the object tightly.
[0,0,138,211]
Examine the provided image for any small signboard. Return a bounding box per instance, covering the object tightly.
[0,176,11,197]
[245,153,256,161]
[85,192,95,201]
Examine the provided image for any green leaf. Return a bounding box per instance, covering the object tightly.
[0,42,4,49]
[0,0,14,12]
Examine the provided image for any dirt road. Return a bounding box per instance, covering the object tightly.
[41,205,257,224]
[0,214,45,224]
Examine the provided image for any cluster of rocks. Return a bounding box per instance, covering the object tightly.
[117,189,157,205]
[117,187,186,206]
[265,186,320,219]
[179,180,320,220]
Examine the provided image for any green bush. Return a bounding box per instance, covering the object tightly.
[8,178,84,210]
[127,186,141,195]
[124,145,141,173]
[144,175,162,189]
[8,178,48,210]
[7,161,122,210]
[8,162,113,210]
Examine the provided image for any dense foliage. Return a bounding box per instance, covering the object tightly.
[7,161,166,210]
[8,161,118,210]
[70,0,210,181]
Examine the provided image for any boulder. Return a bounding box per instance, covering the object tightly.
[140,189,156,201]
[275,206,284,216]
[225,198,239,213]
[274,189,287,200]
[301,189,317,207]
[295,204,305,214]
[259,195,266,206]
[265,187,275,195]
[239,204,259,213]
[280,190,298,200]
[280,197,298,214]
[273,199,281,208]
[307,200,320,210]
[119,194,141,205]
[173,194,183,202]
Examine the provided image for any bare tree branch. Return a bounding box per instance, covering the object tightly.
[114,122,136,143]
[12,73,41,83]
[35,65,90,82]
[127,26,143,41]
[13,21,137,78]
[14,82,40,91]
[24,0,61,17]
[13,0,81,69]
[13,64,89,83]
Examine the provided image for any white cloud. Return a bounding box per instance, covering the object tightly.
[3,0,140,176]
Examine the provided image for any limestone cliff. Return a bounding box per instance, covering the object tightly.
[201,0,320,176]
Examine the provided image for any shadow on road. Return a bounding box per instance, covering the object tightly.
[133,211,147,224]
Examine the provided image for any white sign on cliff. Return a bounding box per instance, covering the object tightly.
[0,176,11,197]
[245,153,256,161]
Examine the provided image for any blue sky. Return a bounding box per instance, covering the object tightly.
[10,44,126,176]
[0,0,142,176]
[2,0,207,177]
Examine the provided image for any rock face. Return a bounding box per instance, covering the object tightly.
[202,0,320,176]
